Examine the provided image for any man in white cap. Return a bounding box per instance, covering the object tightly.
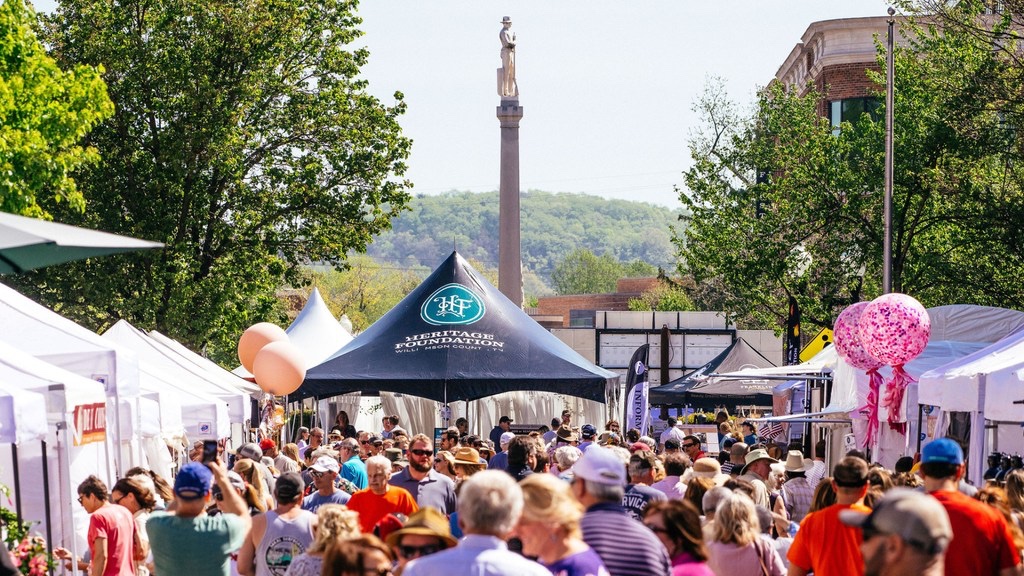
[738,447,777,508]
[839,488,953,576]
[301,455,350,512]
[572,446,670,576]
[487,431,516,471]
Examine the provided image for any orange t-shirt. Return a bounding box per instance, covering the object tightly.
[787,502,870,576]
[347,486,419,533]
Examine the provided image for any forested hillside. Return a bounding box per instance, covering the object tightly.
[367,190,683,285]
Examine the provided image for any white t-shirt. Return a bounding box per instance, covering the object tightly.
[659,426,685,448]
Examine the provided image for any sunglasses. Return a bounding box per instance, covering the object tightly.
[77,495,85,505]
[409,449,433,457]
[214,492,225,501]
[310,470,324,479]
[682,443,696,449]
[399,544,441,558]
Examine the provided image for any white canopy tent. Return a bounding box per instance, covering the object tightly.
[0,382,47,445]
[0,340,109,564]
[103,320,250,424]
[0,282,142,474]
[919,309,1024,483]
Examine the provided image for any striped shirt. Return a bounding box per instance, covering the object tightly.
[581,502,671,576]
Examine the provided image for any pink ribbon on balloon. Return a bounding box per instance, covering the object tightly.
[882,365,914,435]
[858,368,884,449]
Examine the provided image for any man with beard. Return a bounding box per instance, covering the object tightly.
[389,434,457,515]
[840,489,951,576]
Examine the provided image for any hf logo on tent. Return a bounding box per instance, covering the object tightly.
[421,283,486,326]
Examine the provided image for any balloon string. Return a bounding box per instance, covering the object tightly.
[883,365,914,435]
[859,368,883,449]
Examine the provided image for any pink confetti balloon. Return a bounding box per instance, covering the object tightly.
[857,293,931,366]
[833,302,883,371]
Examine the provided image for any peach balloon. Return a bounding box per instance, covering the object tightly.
[253,341,307,396]
[238,322,288,372]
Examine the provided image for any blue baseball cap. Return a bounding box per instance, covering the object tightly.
[175,462,213,500]
[581,424,597,438]
[921,438,964,465]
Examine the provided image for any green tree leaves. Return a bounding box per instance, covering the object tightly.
[678,13,1024,332]
[0,0,111,217]
[23,0,411,363]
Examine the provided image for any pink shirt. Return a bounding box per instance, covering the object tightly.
[87,504,137,576]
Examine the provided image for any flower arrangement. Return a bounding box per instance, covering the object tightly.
[9,536,51,576]
[1,484,54,576]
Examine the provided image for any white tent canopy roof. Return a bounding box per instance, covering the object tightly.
[103,320,248,422]
[0,382,47,444]
[147,331,260,396]
[286,287,353,368]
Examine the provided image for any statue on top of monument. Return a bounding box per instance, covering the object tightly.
[499,16,518,98]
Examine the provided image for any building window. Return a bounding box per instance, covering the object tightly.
[569,309,596,328]
[829,97,881,133]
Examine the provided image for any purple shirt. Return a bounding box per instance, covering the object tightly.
[543,548,610,576]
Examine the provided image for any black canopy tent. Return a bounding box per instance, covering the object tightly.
[648,337,776,410]
[296,251,618,403]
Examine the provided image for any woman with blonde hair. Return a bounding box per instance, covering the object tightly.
[282,443,305,470]
[284,504,360,576]
[433,451,457,481]
[1005,469,1024,519]
[705,493,785,576]
[233,458,272,511]
[514,473,608,575]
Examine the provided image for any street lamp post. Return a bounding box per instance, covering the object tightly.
[883,7,895,294]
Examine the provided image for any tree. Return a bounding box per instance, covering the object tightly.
[311,255,424,332]
[551,248,627,295]
[24,0,412,363]
[0,0,111,217]
[678,22,1024,334]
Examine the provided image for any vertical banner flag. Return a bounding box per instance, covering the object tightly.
[785,296,801,366]
[624,344,651,436]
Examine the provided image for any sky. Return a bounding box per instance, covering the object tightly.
[33,0,893,207]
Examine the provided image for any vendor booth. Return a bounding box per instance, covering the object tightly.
[0,282,141,474]
[0,340,109,566]
[298,252,619,430]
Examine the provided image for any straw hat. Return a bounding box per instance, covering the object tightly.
[385,508,458,548]
[784,451,806,472]
[453,446,484,466]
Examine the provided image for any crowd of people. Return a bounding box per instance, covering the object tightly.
[48,409,1024,576]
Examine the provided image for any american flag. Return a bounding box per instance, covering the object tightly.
[758,421,785,442]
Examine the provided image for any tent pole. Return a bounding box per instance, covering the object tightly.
[41,438,54,570]
[916,403,924,455]
[11,444,21,522]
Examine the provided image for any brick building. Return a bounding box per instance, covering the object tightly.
[532,277,662,328]
[774,16,907,126]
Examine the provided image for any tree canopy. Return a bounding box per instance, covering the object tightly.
[0,0,111,217]
[677,11,1024,332]
[19,0,412,363]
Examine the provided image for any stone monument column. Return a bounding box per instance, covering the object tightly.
[497,100,523,307]
[496,16,523,307]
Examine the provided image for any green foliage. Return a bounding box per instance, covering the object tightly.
[551,248,629,295]
[0,0,111,217]
[678,13,1024,333]
[366,190,681,284]
[310,254,424,333]
[19,0,412,364]
[628,283,695,311]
